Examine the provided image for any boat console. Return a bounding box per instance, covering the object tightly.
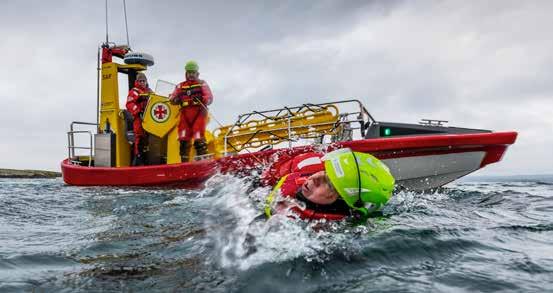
[364,121,491,139]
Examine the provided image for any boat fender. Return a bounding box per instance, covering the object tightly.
[124,52,155,67]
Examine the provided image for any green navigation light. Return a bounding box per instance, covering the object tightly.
[384,128,392,136]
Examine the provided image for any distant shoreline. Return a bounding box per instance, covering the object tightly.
[0,169,61,178]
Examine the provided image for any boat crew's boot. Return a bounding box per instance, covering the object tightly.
[138,139,148,166]
[194,139,209,160]
[131,139,146,166]
[180,140,191,162]
[132,153,145,166]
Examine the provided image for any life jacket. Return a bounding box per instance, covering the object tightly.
[261,151,325,186]
[174,79,213,107]
[264,153,351,221]
[126,86,151,117]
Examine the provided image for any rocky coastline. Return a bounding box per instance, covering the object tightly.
[0,169,61,178]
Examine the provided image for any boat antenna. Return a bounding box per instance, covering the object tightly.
[105,0,109,43]
[123,0,131,48]
[101,0,108,131]
[96,47,101,130]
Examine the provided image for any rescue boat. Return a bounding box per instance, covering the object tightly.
[61,43,517,190]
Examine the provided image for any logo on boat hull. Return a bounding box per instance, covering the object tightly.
[150,102,170,123]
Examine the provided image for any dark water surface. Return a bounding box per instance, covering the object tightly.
[1,175,552,292]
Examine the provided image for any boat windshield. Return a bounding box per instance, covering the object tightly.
[155,79,176,98]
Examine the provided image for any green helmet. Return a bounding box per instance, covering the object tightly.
[185,61,199,72]
[323,148,395,214]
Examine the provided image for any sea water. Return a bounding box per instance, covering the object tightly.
[1,174,552,292]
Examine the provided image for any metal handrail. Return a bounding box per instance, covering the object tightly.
[419,119,448,126]
[67,122,98,167]
[221,99,373,154]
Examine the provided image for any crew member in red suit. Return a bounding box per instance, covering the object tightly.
[125,72,153,166]
[261,148,396,222]
[169,61,213,162]
[262,152,351,221]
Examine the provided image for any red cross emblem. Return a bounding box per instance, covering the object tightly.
[154,105,167,119]
[150,102,170,123]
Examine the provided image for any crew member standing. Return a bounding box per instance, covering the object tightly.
[169,61,213,162]
[125,72,152,166]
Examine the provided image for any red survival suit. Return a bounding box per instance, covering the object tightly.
[263,152,351,221]
[170,79,213,160]
[125,82,152,160]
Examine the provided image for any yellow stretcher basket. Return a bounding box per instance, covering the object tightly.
[213,104,340,153]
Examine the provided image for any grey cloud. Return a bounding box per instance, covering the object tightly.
[0,0,551,174]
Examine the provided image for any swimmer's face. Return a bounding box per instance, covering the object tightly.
[301,171,339,205]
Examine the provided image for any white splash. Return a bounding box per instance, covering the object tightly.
[201,174,369,271]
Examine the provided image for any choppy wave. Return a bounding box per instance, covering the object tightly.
[1,176,553,292]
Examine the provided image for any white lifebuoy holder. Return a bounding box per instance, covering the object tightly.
[124,52,155,67]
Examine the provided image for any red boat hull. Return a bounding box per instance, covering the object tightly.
[61,131,517,188]
[61,159,218,187]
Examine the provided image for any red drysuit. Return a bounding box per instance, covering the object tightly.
[125,82,152,155]
[170,79,213,141]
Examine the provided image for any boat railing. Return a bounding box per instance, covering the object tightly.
[419,119,448,126]
[214,99,374,154]
[67,121,98,167]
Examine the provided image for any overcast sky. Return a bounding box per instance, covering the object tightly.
[1,0,552,175]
